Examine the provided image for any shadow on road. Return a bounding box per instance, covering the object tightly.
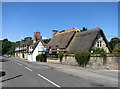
[1,74,22,82]
[0,59,9,62]
[0,71,6,77]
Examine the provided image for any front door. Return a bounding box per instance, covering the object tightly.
[22,53,24,58]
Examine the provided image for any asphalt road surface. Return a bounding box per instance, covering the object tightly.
[1,57,119,87]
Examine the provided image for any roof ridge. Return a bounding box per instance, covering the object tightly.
[55,29,79,36]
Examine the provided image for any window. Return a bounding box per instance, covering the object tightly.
[97,41,102,48]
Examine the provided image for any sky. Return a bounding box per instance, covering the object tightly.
[2,2,118,42]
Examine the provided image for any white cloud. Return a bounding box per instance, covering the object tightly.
[42,37,47,40]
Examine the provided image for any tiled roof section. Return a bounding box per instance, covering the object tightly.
[113,43,120,52]
[114,43,120,48]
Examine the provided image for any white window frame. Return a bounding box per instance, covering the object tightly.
[97,41,102,48]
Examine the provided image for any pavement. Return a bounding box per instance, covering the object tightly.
[0,56,119,87]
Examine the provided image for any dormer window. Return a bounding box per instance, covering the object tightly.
[97,41,102,48]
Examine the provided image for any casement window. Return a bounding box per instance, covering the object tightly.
[97,41,102,48]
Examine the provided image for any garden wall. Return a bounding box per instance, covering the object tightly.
[61,54,119,70]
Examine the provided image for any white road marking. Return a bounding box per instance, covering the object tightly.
[37,74,61,88]
[17,63,23,66]
[25,67,32,72]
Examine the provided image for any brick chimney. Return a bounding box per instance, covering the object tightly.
[33,32,41,43]
[52,30,58,37]
[25,37,31,41]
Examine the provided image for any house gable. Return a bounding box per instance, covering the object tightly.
[67,28,112,53]
[92,32,110,53]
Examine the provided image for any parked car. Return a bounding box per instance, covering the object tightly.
[3,54,11,58]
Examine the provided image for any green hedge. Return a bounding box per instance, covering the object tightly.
[36,54,45,62]
[59,51,64,62]
[90,47,105,53]
[75,52,91,67]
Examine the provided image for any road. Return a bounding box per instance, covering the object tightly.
[1,57,119,87]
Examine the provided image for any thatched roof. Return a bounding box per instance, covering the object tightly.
[67,28,112,53]
[47,28,79,49]
[20,40,33,47]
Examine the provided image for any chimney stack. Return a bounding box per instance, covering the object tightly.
[52,30,58,37]
[25,37,31,41]
[33,32,41,43]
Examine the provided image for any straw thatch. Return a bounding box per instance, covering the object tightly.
[67,28,112,53]
[47,27,112,53]
[47,30,77,49]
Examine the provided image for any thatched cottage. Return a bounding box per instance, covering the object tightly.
[15,32,46,61]
[47,27,112,62]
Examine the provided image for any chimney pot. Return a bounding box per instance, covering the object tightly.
[52,30,58,37]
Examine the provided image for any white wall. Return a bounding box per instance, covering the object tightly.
[28,42,44,61]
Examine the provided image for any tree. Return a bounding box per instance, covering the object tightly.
[80,27,87,32]
[108,37,120,50]
[0,40,2,55]
[43,39,51,44]
[110,37,120,43]
[2,39,11,54]
[2,39,20,55]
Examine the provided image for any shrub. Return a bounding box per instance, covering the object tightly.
[36,54,45,62]
[64,51,71,56]
[59,51,64,62]
[90,47,105,53]
[75,52,91,67]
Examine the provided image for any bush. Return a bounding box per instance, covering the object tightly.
[90,47,105,53]
[59,51,64,62]
[64,51,71,56]
[36,54,45,62]
[75,52,91,67]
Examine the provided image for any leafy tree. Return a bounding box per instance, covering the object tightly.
[108,37,120,50]
[2,39,20,55]
[43,39,51,44]
[0,40,2,55]
[80,27,87,32]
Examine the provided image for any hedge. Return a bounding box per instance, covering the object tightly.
[36,54,45,62]
[75,52,91,67]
